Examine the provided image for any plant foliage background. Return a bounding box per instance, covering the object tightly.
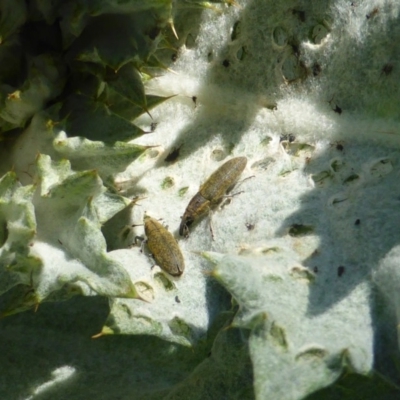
[1,0,400,399]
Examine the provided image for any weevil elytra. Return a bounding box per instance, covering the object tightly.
[179,156,247,237]
[144,216,185,277]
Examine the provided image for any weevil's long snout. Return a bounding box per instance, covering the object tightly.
[179,215,192,237]
[178,221,186,237]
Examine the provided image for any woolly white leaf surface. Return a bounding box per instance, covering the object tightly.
[2,0,400,399]
[98,248,218,346]
[207,251,372,399]
[107,0,400,394]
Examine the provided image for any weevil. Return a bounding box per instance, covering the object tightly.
[179,156,247,237]
[144,216,185,277]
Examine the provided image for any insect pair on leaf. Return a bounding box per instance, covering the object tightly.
[137,157,248,277]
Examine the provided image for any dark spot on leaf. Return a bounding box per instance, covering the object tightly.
[175,296,181,303]
[355,219,360,225]
[343,173,359,184]
[381,63,393,76]
[313,266,319,273]
[222,59,230,68]
[280,133,295,143]
[366,8,379,19]
[288,224,314,236]
[171,53,178,62]
[161,176,174,189]
[312,62,321,77]
[164,144,183,163]
[333,105,342,114]
[337,266,345,277]
[147,27,161,40]
[292,9,306,22]
[290,41,300,57]
[245,222,255,231]
[231,21,241,41]
[328,96,342,114]
[0,222,8,247]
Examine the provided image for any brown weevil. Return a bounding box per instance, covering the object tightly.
[179,156,247,237]
[144,215,185,277]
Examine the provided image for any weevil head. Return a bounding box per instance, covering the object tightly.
[179,214,193,237]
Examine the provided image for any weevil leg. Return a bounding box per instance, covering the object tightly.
[183,224,190,238]
[140,239,149,255]
[223,175,254,201]
[223,175,256,197]
[234,175,255,189]
[221,190,244,202]
[134,235,144,244]
[134,236,146,253]
[208,209,216,241]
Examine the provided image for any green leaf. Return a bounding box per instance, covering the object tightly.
[0,172,36,298]
[105,63,147,113]
[30,0,63,24]
[175,0,231,11]
[158,326,254,400]
[96,247,231,346]
[107,92,174,121]
[0,0,27,41]
[0,54,66,131]
[59,1,172,50]
[306,372,400,400]
[53,131,148,178]
[65,14,144,70]
[0,36,23,84]
[59,94,144,142]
